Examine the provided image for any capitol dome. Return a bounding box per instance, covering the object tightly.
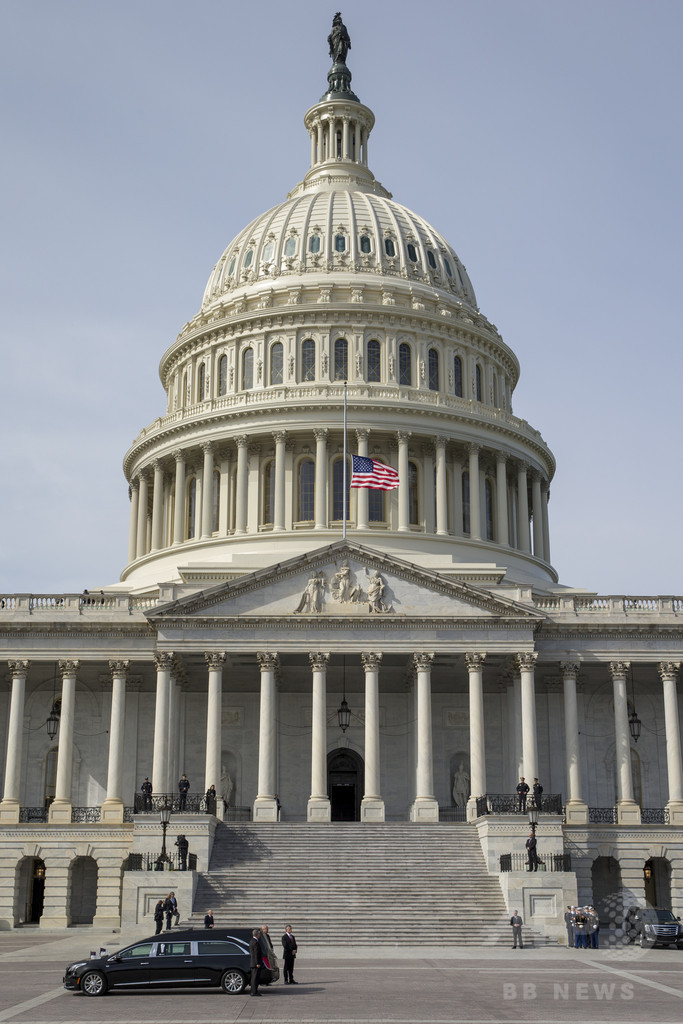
[121,29,555,590]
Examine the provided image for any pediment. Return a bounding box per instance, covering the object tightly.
[149,542,542,625]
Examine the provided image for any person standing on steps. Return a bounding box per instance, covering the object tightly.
[250,928,263,996]
[282,924,298,984]
[154,899,165,935]
[204,909,214,929]
[525,830,539,871]
[510,909,524,948]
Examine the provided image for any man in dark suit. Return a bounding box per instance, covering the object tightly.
[140,777,152,812]
[516,777,529,812]
[282,924,298,984]
[204,909,214,929]
[532,777,543,811]
[526,831,539,871]
[178,774,190,810]
[510,910,524,948]
[249,928,263,996]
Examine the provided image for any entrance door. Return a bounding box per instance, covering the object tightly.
[328,749,364,821]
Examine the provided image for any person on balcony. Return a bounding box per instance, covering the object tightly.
[532,777,543,811]
[178,773,190,810]
[140,777,152,812]
[516,777,529,812]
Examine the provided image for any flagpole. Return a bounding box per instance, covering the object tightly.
[342,380,348,540]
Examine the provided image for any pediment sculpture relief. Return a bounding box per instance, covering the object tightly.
[293,562,393,614]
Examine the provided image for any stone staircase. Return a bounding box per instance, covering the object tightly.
[188,822,523,946]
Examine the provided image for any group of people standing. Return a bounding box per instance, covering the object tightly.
[153,892,179,933]
[248,924,298,996]
[516,776,543,811]
[565,905,600,948]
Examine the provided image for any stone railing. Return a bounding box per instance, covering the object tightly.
[588,807,618,824]
[478,793,563,815]
[438,806,467,822]
[123,852,198,872]
[499,852,571,872]
[0,594,159,615]
[134,793,209,815]
[641,807,670,824]
[533,595,683,616]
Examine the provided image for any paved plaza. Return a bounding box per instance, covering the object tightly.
[0,930,682,1024]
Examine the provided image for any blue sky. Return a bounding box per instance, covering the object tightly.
[0,0,681,595]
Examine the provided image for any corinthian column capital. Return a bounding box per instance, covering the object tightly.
[361,652,383,670]
[515,652,538,672]
[153,652,175,672]
[413,653,434,671]
[465,652,487,671]
[205,652,227,671]
[658,662,681,682]
[108,660,130,680]
[8,660,30,677]
[58,659,80,678]
[309,652,330,670]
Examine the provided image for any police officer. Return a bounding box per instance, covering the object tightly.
[178,774,190,810]
[516,777,529,812]
[140,777,152,812]
[175,833,189,870]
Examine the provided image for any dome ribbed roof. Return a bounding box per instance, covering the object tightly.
[201,188,477,311]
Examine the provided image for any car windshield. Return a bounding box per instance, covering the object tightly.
[642,909,676,923]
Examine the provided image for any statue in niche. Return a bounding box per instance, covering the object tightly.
[328,12,351,64]
[294,571,326,614]
[220,766,234,810]
[331,560,363,604]
[367,571,391,613]
[452,762,470,807]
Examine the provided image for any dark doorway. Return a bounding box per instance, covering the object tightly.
[328,749,364,821]
[644,858,671,910]
[17,858,45,924]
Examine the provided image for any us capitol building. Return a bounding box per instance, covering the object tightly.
[0,16,681,938]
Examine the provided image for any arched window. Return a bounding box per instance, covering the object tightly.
[369,489,384,523]
[427,250,437,270]
[485,478,494,540]
[309,235,321,254]
[197,362,206,401]
[186,478,196,539]
[242,348,254,390]
[298,458,315,522]
[384,238,396,257]
[454,355,463,397]
[475,364,483,402]
[212,469,220,533]
[284,236,297,257]
[218,355,228,396]
[270,342,283,385]
[334,338,348,381]
[428,348,439,391]
[332,457,351,521]
[408,461,419,525]
[244,249,253,268]
[399,343,412,386]
[367,340,381,382]
[334,234,346,253]
[262,240,274,263]
[462,471,470,535]
[302,339,315,381]
[407,243,418,263]
[444,257,453,278]
[263,460,275,525]
[360,234,372,254]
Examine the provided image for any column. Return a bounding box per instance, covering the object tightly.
[254,653,279,821]
[397,431,411,532]
[200,441,215,539]
[234,435,249,535]
[204,653,226,819]
[516,652,538,785]
[151,461,165,551]
[172,449,186,545]
[0,660,29,824]
[308,653,331,821]
[309,129,316,167]
[541,479,551,563]
[167,669,181,797]
[561,662,589,824]
[316,120,323,162]
[531,471,544,558]
[609,661,641,824]
[465,653,486,821]
[100,660,129,823]
[273,431,286,532]
[355,428,369,530]
[496,452,509,546]
[135,472,149,558]
[128,479,139,563]
[152,653,173,797]
[361,653,385,821]
[410,653,439,822]
[314,428,328,530]
[48,660,79,824]
[468,444,481,540]
[342,117,350,159]
[659,662,683,823]
[452,454,463,536]
[435,436,448,536]
[517,462,531,553]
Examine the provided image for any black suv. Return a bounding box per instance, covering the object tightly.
[624,907,683,948]
[63,928,279,996]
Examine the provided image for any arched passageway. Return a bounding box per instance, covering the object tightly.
[69,856,98,925]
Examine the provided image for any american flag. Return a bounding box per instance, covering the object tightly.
[351,455,400,490]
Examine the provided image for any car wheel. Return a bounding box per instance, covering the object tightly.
[221,969,246,995]
[80,971,107,997]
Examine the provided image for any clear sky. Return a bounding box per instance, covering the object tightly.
[0,0,681,596]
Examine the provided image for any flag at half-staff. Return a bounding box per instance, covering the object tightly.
[351,455,400,490]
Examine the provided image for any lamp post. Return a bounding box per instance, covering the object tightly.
[157,802,172,869]
[528,806,539,837]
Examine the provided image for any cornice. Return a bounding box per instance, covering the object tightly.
[153,615,538,632]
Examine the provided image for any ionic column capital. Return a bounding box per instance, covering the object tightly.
[465,652,487,671]
[361,652,383,670]
[658,662,681,682]
[58,659,79,679]
[8,660,29,678]
[108,660,130,680]
[609,661,630,680]
[308,652,330,672]
[205,652,227,671]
